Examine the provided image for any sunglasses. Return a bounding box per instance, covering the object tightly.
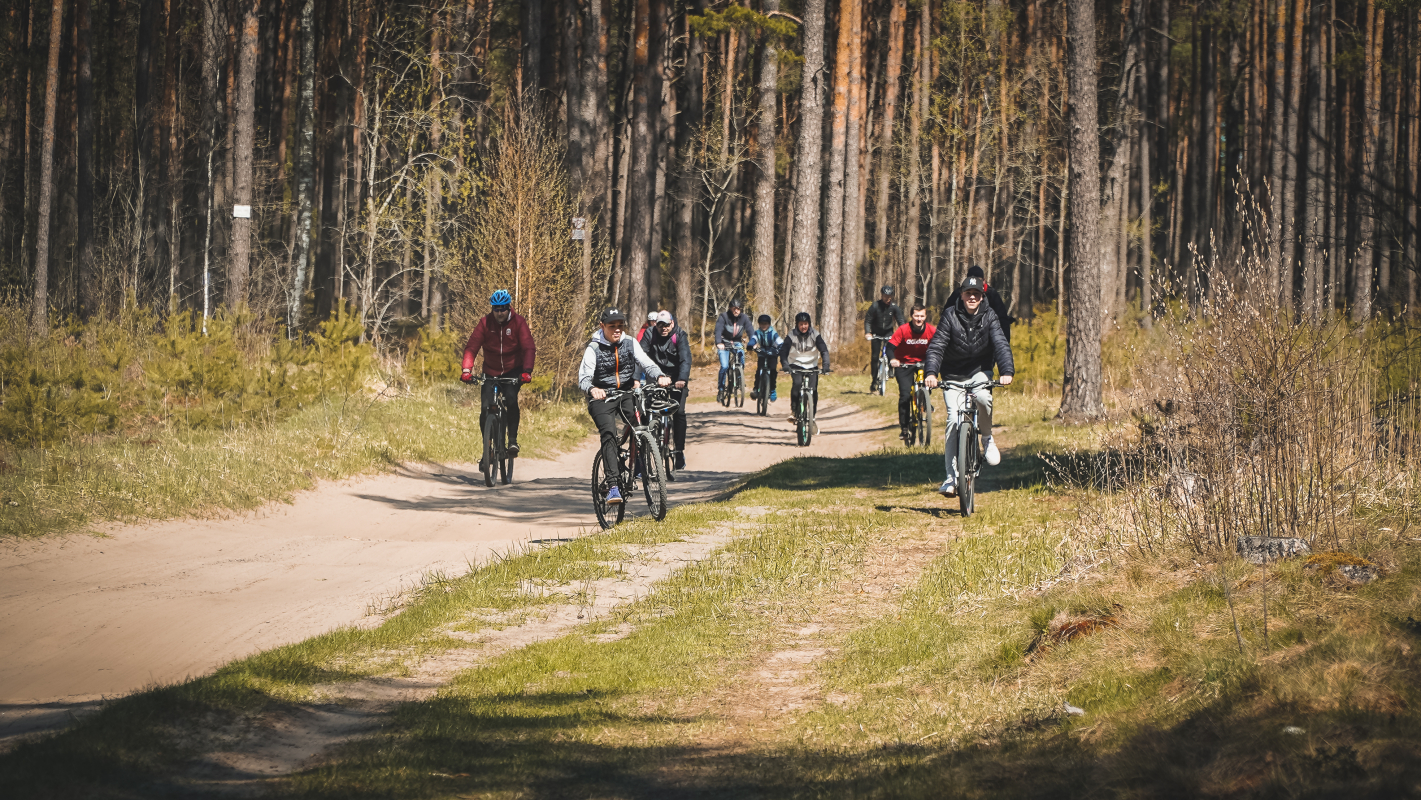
[656,321,672,328]
[492,305,511,312]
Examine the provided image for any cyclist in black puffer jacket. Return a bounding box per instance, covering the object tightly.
[923,276,1015,497]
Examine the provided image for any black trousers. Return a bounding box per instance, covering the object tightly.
[588,394,634,478]
[790,371,819,417]
[894,365,919,431]
[870,338,887,385]
[480,371,523,444]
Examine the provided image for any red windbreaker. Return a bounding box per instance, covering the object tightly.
[887,321,936,364]
[462,312,536,376]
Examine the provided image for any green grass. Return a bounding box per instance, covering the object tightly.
[0,384,593,539]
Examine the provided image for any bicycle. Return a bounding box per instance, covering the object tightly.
[472,375,521,486]
[752,355,775,416]
[906,367,933,447]
[870,336,893,395]
[941,378,1002,517]
[590,386,668,529]
[787,365,823,447]
[717,343,746,408]
[644,385,682,483]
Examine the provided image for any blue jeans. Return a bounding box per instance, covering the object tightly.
[717,346,743,389]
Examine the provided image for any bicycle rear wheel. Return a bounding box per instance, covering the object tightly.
[639,433,668,520]
[592,450,625,529]
[958,420,977,516]
[482,419,498,487]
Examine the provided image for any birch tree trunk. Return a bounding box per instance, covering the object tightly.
[1061,0,1104,421]
[786,0,827,318]
[289,0,315,333]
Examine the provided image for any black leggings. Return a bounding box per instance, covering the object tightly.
[870,338,886,383]
[790,371,819,417]
[480,371,523,444]
[588,394,634,478]
[894,366,919,431]
[670,387,688,452]
[753,358,778,397]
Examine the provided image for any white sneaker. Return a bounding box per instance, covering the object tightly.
[939,479,957,497]
[983,437,1001,466]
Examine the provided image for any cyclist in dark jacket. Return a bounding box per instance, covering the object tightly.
[713,298,754,393]
[863,285,905,392]
[641,311,692,469]
[923,276,1015,497]
[461,289,536,456]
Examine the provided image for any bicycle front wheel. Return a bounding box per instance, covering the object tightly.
[639,433,668,520]
[661,418,677,483]
[756,371,768,416]
[592,449,625,530]
[958,421,976,516]
[482,419,498,487]
[917,387,932,447]
[734,368,745,408]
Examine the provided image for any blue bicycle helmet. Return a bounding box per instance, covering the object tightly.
[489,289,512,306]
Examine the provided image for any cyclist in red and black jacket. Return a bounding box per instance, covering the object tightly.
[461,290,536,456]
[886,303,937,444]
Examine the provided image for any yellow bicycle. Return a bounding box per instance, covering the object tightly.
[906,367,933,447]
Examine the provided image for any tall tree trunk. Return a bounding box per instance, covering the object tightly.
[1268,0,1287,295]
[1061,0,1104,421]
[1302,0,1326,318]
[582,0,613,322]
[902,0,927,305]
[289,0,315,333]
[750,0,779,319]
[1353,0,1381,321]
[31,0,63,330]
[786,0,827,318]
[872,0,906,293]
[624,0,654,316]
[158,0,180,299]
[76,0,95,317]
[228,0,258,308]
[1279,0,1306,307]
[1196,18,1216,303]
[674,0,703,322]
[820,0,856,346]
[1135,0,1151,326]
[839,0,865,339]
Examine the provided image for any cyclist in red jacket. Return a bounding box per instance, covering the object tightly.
[886,303,937,444]
[461,290,536,457]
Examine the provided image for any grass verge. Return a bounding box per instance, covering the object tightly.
[0,384,593,539]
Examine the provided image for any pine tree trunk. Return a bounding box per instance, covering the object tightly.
[227,0,258,309]
[1353,0,1381,321]
[840,4,866,339]
[750,0,779,320]
[1061,0,1104,421]
[902,0,927,305]
[31,0,63,330]
[625,0,654,316]
[786,0,827,318]
[1279,0,1305,307]
[1302,0,1326,318]
[289,0,315,333]
[76,0,95,317]
[873,0,906,293]
[1268,0,1287,296]
[820,0,855,346]
[674,0,703,322]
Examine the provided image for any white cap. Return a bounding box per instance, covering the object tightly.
[656,310,674,324]
[647,311,658,322]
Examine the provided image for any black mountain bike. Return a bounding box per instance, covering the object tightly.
[591,386,668,529]
[474,375,521,486]
[942,378,1001,517]
[718,343,746,408]
[870,336,893,395]
[752,357,776,416]
[645,386,682,483]
[787,365,824,447]
[907,367,933,447]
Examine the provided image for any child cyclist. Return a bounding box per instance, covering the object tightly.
[780,312,831,431]
[578,308,671,506]
[922,275,1014,497]
[748,314,783,403]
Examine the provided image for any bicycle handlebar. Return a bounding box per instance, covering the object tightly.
[471,375,523,386]
[785,365,828,374]
[937,378,1005,390]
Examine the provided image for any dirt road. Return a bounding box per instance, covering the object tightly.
[0,399,889,742]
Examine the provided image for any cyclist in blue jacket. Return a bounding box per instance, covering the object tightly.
[748,314,783,403]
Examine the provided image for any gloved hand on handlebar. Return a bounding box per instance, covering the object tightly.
[460,369,475,384]
[520,373,532,384]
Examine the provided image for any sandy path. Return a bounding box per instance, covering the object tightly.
[0,398,889,742]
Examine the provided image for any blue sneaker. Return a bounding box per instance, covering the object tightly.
[606,486,623,505]
[770,390,778,402]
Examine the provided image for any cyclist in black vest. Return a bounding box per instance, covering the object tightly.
[641,310,692,469]
[578,308,671,505]
[863,285,905,393]
[781,312,831,431]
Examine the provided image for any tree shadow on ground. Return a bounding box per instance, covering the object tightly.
[725,445,1048,500]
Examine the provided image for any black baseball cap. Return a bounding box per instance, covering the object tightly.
[880,285,895,296]
[599,307,627,323]
[958,276,985,294]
